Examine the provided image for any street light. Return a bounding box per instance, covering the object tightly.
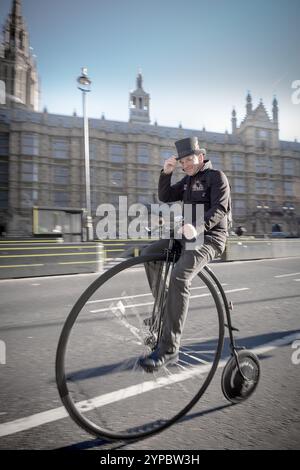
[77,67,93,241]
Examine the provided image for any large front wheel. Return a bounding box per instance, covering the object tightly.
[56,254,224,441]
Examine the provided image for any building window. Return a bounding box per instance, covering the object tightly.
[54,191,69,207]
[109,143,125,163]
[91,191,101,212]
[233,177,245,193]
[233,200,246,217]
[53,166,69,185]
[137,171,150,188]
[21,162,38,182]
[232,155,244,172]
[22,134,39,156]
[209,154,222,170]
[283,159,294,176]
[256,129,269,140]
[109,194,121,206]
[110,171,124,188]
[160,148,173,166]
[90,140,98,160]
[284,181,293,196]
[137,145,150,164]
[0,133,9,156]
[137,194,152,204]
[255,156,273,174]
[268,180,274,193]
[255,179,267,194]
[20,189,38,208]
[0,190,8,208]
[52,139,69,159]
[0,162,8,183]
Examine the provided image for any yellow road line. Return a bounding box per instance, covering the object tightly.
[0,240,59,244]
[105,249,124,252]
[59,261,98,265]
[0,246,98,251]
[96,238,157,242]
[0,252,98,259]
[0,264,44,268]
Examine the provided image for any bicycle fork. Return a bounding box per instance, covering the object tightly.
[204,265,249,381]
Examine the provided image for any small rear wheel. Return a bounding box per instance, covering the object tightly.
[221,350,260,404]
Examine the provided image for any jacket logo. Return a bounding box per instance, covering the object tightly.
[192,181,204,191]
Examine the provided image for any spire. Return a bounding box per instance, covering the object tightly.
[129,71,150,124]
[0,0,39,110]
[272,95,278,123]
[136,70,143,89]
[246,91,252,115]
[231,107,237,133]
[12,0,22,18]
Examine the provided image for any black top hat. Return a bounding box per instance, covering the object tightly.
[174,137,205,160]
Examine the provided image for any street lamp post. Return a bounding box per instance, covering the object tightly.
[77,67,93,241]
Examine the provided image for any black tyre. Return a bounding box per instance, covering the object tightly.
[221,350,260,404]
[56,254,224,440]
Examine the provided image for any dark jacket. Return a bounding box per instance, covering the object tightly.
[158,160,230,252]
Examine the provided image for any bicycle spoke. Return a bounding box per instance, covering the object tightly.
[56,255,224,440]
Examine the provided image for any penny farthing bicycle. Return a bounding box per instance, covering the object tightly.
[56,223,260,441]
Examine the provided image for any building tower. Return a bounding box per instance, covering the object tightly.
[231,107,237,133]
[0,0,39,110]
[129,71,150,124]
[272,95,278,125]
[246,91,252,115]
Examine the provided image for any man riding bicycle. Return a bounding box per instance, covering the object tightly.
[139,136,231,372]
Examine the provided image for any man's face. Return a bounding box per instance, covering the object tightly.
[179,153,204,176]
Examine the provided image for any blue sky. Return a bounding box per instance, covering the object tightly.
[1,0,299,140]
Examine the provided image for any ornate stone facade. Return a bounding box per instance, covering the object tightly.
[0,1,299,238]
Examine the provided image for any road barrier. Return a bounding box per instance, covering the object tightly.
[0,241,104,279]
[223,238,300,261]
[0,237,299,279]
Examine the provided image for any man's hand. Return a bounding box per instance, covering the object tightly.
[178,224,198,240]
[163,156,177,174]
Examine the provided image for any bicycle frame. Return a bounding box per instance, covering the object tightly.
[204,265,248,381]
[147,234,248,381]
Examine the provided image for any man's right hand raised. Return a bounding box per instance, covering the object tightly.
[163,156,177,174]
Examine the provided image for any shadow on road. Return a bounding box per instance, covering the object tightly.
[54,402,235,451]
[60,329,300,382]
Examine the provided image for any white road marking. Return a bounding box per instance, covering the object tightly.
[87,285,228,305]
[274,272,300,278]
[89,288,248,313]
[1,331,299,438]
[293,279,300,282]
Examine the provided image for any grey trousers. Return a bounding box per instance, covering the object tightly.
[141,239,219,353]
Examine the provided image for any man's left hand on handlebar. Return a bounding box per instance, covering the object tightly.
[177,223,198,240]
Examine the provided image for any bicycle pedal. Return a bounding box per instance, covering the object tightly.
[224,323,240,332]
[144,333,158,348]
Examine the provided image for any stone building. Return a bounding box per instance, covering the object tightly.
[0,0,299,238]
